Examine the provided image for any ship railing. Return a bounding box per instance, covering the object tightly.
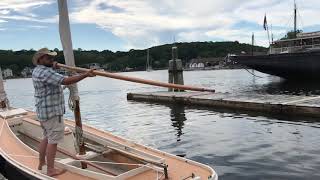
[270,43,320,54]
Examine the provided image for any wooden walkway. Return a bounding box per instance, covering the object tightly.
[127,91,320,117]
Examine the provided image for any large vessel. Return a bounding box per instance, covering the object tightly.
[229,2,320,80]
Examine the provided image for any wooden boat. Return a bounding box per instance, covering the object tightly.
[0,108,217,180]
[0,1,217,179]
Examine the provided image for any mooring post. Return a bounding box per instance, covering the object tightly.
[168,45,184,92]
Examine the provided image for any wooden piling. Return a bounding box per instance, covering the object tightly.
[168,46,184,92]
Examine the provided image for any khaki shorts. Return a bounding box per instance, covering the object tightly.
[40,116,64,144]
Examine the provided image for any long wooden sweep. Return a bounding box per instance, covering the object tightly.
[56,63,215,92]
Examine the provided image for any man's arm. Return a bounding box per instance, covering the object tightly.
[52,62,95,85]
[62,69,95,85]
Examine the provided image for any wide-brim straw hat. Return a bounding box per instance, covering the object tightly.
[32,48,57,65]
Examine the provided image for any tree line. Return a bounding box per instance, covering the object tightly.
[0,41,267,76]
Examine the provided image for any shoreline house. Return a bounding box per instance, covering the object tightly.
[82,63,106,71]
[88,63,102,70]
[3,68,13,78]
[21,67,33,78]
[186,57,224,70]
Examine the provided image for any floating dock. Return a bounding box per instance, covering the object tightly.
[127,91,320,118]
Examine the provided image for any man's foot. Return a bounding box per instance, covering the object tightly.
[38,163,46,170]
[47,168,66,177]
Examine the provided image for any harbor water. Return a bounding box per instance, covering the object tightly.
[6,69,320,180]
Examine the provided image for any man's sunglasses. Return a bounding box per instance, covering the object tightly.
[40,54,55,60]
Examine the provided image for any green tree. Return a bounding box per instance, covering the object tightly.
[281,30,303,40]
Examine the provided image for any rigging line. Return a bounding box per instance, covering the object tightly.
[297,7,304,30]
[295,0,304,29]
[0,107,9,138]
[244,68,263,78]
[0,117,5,138]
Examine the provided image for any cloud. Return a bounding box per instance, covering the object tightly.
[69,0,242,49]
[1,0,320,50]
[0,0,55,22]
[0,10,10,15]
[27,25,48,29]
[0,1,53,12]
[67,0,320,49]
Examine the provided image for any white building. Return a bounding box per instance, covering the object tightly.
[89,63,101,70]
[21,67,33,78]
[3,68,13,78]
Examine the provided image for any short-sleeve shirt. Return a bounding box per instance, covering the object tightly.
[32,65,65,121]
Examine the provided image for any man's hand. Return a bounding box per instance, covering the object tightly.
[85,69,96,77]
[52,61,59,69]
[62,68,96,85]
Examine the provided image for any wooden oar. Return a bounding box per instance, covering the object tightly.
[56,63,215,92]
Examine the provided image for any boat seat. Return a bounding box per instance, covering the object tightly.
[7,116,23,126]
[0,108,28,119]
[22,117,78,154]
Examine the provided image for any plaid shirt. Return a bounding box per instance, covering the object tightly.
[32,65,65,121]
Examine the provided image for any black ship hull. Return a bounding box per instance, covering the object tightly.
[230,51,320,80]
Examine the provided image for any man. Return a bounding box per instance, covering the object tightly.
[32,48,94,176]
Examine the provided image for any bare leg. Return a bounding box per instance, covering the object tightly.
[46,143,65,176]
[38,138,48,170]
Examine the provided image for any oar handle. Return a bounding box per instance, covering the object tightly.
[56,63,215,92]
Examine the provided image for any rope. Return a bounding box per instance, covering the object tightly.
[0,106,9,137]
[64,83,81,153]
[0,115,6,138]
[244,68,263,78]
[64,84,78,111]
[74,126,83,153]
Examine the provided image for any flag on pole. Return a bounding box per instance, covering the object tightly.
[263,14,267,30]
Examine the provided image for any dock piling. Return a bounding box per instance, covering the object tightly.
[168,45,184,92]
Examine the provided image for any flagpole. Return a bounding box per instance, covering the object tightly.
[264,13,271,50]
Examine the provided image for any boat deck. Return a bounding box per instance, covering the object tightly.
[127,91,320,117]
[0,111,216,180]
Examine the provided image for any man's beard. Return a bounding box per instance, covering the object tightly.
[44,64,53,67]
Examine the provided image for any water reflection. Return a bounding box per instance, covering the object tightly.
[5,70,320,180]
[168,103,187,142]
[257,79,320,95]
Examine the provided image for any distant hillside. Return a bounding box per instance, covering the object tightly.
[0,41,267,75]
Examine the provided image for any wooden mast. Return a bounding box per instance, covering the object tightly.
[294,0,297,38]
[57,0,86,168]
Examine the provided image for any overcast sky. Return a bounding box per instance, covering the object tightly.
[1,0,319,51]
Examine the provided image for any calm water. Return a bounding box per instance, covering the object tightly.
[5,69,320,180]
